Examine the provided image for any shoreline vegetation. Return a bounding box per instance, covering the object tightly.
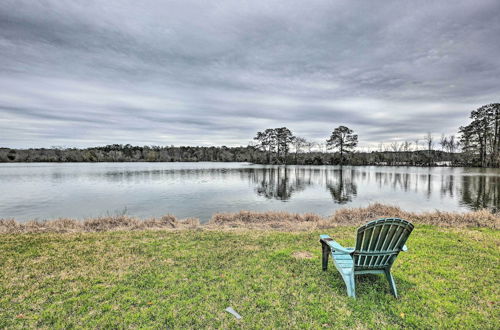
[1,204,498,234]
[0,145,466,167]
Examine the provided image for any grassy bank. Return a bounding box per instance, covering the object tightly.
[1,226,498,328]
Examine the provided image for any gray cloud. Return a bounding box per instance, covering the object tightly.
[0,0,499,149]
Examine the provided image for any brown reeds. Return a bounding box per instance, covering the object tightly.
[207,203,499,230]
[0,215,200,234]
[1,203,498,234]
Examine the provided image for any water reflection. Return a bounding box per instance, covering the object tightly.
[460,175,499,212]
[326,168,357,204]
[0,163,498,221]
[248,167,309,200]
[245,165,499,212]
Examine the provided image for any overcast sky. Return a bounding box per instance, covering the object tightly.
[1,0,499,149]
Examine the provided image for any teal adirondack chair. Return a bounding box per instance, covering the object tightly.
[320,218,414,298]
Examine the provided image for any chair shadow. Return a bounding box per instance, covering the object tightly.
[323,270,417,298]
[355,273,417,297]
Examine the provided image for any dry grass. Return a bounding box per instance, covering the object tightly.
[0,215,199,234]
[1,203,498,234]
[330,203,500,228]
[209,210,325,231]
[208,203,500,230]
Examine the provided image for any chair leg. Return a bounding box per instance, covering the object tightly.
[321,241,330,271]
[384,269,398,298]
[342,272,356,298]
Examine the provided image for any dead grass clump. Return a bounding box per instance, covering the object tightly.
[0,219,18,233]
[83,216,139,231]
[208,210,324,230]
[329,203,404,225]
[210,210,323,224]
[404,208,499,228]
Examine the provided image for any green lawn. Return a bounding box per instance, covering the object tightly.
[1,226,499,329]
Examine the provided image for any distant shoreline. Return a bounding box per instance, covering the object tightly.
[3,145,496,168]
[0,160,497,170]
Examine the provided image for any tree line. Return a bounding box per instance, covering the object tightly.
[0,103,498,167]
[253,125,359,165]
[0,145,266,163]
[252,126,457,166]
[250,103,499,167]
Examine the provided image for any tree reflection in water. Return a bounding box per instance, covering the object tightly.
[246,166,499,212]
[249,167,310,200]
[248,166,358,203]
[3,164,498,222]
[460,175,499,212]
[325,168,357,204]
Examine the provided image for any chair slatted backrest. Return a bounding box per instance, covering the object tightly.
[353,218,414,270]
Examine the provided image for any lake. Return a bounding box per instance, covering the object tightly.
[0,162,498,222]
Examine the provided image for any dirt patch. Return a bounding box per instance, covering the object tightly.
[292,251,314,259]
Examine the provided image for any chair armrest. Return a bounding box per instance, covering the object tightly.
[320,234,352,254]
[402,244,408,252]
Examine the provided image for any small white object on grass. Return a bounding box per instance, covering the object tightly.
[225,307,242,319]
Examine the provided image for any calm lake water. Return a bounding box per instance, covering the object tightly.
[0,162,498,222]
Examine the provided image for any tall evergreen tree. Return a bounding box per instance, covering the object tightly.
[275,127,295,163]
[459,103,500,167]
[254,128,277,163]
[326,126,358,164]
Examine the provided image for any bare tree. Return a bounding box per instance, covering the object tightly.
[414,139,420,151]
[424,132,434,151]
[305,140,315,153]
[317,142,327,153]
[292,137,308,162]
[439,134,448,151]
[403,141,412,152]
[423,133,434,165]
[447,135,457,153]
[390,141,401,152]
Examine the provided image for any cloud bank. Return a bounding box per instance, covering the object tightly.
[1,0,499,148]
